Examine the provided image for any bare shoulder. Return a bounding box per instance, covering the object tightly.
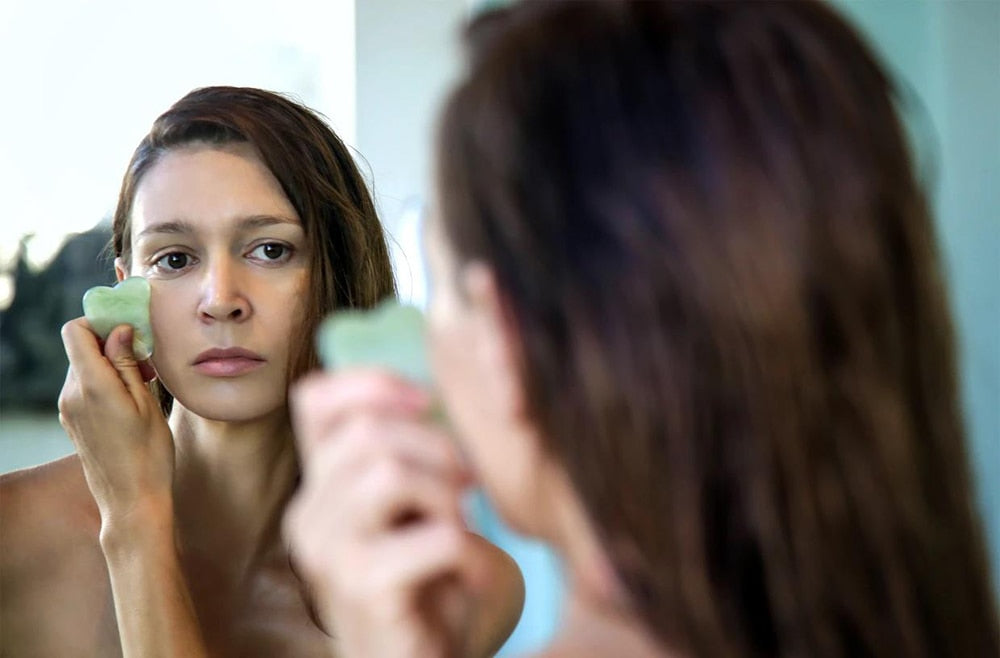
[465,531,526,656]
[1,453,102,586]
[467,530,525,609]
[1,454,99,551]
[0,454,114,649]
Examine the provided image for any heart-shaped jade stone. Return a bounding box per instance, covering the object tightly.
[316,299,430,385]
[82,276,154,360]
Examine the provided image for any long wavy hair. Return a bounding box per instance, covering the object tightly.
[112,86,396,414]
[436,2,999,656]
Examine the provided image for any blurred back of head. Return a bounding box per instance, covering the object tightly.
[437,1,999,656]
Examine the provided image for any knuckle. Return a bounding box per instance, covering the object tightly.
[340,414,386,452]
[291,375,327,411]
[78,379,104,400]
[423,432,458,467]
[365,458,408,494]
[343,368,407,401]
[56,391,71,414]
[305,445,343,482]
[58,382,84,414]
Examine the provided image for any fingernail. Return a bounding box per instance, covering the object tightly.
[119,326,133,346]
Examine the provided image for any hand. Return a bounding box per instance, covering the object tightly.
[58,318,175,533]
[285,369,479,658]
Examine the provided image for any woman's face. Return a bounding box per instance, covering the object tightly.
[121,142,310,423]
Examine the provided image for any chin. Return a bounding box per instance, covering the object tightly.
[162,377,288,423]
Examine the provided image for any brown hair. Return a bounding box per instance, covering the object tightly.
[436,2,999,656]
[113,86,396,413]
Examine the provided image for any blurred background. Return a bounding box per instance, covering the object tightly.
[0,1,996,653]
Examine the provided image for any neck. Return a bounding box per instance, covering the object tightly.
[540,465,667,657]
[540,464,624,609]
[168,404,300,573]
[555,592,670,658]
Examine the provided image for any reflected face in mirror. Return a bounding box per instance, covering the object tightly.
[119,142,311,422]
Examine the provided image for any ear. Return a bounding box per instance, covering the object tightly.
[114,257,129,283]
[460,262,528,422]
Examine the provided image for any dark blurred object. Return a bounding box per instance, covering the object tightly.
[1,223,114,411]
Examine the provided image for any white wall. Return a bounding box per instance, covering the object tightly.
[355,0,466,307]
[0,0,355,277]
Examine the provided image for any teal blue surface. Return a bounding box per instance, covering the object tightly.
[838,0,1000,598]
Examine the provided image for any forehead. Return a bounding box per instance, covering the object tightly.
[131,142,300,233]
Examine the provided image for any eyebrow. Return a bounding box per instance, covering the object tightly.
[136,214,301,240]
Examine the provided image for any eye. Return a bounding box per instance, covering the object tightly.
[248,242,293,264]
[154,251,192,271]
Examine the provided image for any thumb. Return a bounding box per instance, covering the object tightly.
[105,324,148,401]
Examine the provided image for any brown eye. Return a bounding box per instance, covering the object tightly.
[262,243,285,259]
[249,242,293,264]
[156,252,190,271]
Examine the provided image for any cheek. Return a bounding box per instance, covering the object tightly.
[428,317,496,473]
[427,318,464,406]
[148,285,175,352]
[146,283,192,378]
[428,315,477,427]
[280,276,311,346]
[429,324,536,531]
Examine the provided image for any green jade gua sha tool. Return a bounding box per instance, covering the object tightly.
[82,276,155,360]
[316,298,432,385]
[319,299,481,535]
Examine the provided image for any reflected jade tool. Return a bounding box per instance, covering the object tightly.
[82,276,154,360]
[316,299,431,385]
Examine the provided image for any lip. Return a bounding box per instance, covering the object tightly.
[192,347,266,377]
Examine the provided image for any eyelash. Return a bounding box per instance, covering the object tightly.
[149,242,295,274]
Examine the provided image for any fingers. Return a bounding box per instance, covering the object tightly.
[367,522,467,593]
[103,325,150,402]
[296,427,467,527]
[299,412,469,486]
[61,318,127,403]
[138,359,158,383]
[291,369,432,457]
[285,378,469,585]
[350,455,466,533]
[62,318,155,406]
[284,465,467,599]
[61,318,108,379]
[285,369,479,653]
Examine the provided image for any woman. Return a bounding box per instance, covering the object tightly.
[0,86,523,657]
[285,2,1000,657]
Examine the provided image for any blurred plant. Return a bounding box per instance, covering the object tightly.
[0,223,114,412]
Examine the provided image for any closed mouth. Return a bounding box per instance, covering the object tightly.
[193,347,265,365]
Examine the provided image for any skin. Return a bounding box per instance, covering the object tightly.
[0,143,522,657]
[283,207,668,657]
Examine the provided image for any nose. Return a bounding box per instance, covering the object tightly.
[198,258,251,323]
